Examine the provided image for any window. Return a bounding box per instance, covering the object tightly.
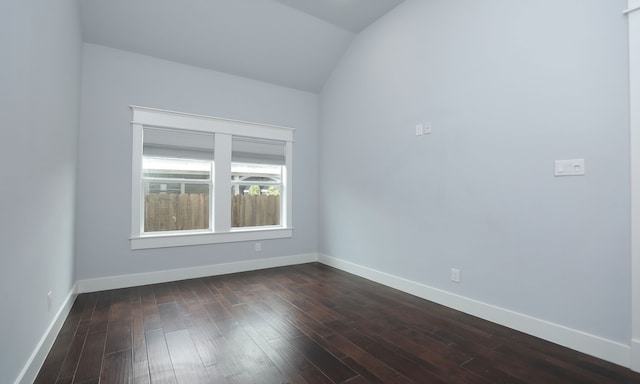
[231,137,285,228]
[130,106,294,249]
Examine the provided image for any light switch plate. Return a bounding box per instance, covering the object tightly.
[554,159,585,176]
[415,122,432,136]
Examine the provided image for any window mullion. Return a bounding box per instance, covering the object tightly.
[214,133,232,233]
[131,123,144,237]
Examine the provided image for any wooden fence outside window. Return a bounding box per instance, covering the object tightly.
[144,193,279,231]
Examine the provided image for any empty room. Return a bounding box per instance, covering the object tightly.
[3,0,640,383]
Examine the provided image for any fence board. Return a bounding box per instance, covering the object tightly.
[145,193,209,232]
[232,195,280,227]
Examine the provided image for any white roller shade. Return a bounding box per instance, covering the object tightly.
[232,136,285,165]
[143,127,214,160]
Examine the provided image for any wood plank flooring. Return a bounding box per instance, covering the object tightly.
[35,263,640,383]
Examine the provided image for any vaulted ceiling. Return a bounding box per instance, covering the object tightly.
[79,0,405,93]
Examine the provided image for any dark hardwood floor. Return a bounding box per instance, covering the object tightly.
[35,263,640,383]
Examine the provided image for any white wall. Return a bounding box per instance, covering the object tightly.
[76,44,319,281]
[0,0,81,383]
[320,0,630,350]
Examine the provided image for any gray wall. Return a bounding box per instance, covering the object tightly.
[76,44,319,280]
[0,0,81,383]
[319,0,630,344]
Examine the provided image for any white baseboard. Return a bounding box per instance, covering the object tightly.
[77,253,318,293]
[318,253,632,369]
[16,283,78,384]
[633,339,640,371]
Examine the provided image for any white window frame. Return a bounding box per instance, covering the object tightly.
[130,106,294,249]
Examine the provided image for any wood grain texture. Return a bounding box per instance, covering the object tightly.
[35,263,640,383]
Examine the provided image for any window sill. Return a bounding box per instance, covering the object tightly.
[130,227,293,250]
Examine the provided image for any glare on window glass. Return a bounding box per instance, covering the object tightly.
[143,158,211,179]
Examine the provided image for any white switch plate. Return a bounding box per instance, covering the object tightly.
[554,159,585,176]
[415,122,432,136]
[255,242,262,252]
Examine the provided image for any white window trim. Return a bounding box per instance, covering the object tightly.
[130,106,294,249]
[629,0,640,372]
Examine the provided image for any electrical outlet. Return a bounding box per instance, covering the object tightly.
[47,291,53,312]
[255,242,262,252]
[451,268,461,283]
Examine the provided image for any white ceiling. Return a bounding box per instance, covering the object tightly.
[79,0,405,93]
[272,0,406,33]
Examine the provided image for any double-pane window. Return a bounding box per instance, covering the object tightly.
[130,106,293,249]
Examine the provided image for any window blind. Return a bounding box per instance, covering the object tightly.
[143,127,214,161]
[232,136,286,165]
